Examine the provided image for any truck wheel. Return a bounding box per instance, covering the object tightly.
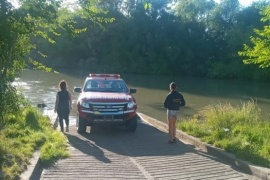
[127,116,137,132]
[77,117,86,133]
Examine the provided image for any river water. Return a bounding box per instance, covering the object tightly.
[15,69,270,124]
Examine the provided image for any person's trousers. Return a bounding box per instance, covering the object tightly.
[57,110,70,131]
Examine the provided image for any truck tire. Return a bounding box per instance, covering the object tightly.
[77,117,86,133]
[127,116,137,132]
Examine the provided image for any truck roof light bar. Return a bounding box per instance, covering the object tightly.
[89,74,120,78]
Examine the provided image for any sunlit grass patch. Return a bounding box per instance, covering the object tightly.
[40,131,70,166]
[177,100,270,168]
[0,106,70,179]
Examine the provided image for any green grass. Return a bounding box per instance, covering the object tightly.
[0,106,70,180]
[177,100,270,168]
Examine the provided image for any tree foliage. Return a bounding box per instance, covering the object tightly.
[29,0,270,81]
[239,5,270,68]
[0,0,63,120]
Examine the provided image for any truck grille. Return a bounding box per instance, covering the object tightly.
[89,102,127,114]
[86,102,129,122]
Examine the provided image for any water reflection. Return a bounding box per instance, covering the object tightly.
[15,70,270,123]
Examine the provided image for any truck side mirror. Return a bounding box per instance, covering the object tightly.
[74,87,82,93]
[130,88,136,94]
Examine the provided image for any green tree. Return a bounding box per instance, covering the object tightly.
[239,6,270,68]
[27,0,270,80]
[175,0,216,22]
[0,0,63,120]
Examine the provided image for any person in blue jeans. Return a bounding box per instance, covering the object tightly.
[54,80,72,132]
[164,82,186,144]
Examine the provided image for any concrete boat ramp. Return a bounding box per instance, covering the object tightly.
[24,113,267,180]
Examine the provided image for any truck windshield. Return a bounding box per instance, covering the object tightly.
[83,80,128,93]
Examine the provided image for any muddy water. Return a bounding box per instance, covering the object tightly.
[15,70,270,124]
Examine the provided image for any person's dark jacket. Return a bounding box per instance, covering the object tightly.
[164,91,185,110]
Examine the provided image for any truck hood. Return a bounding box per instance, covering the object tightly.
[79,92,133,102]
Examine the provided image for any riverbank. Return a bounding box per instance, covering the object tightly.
[177,100,270,169]
[0,106,69,180]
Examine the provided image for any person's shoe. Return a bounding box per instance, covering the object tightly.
[168,140,174,144]
[173,138,177,143]
[66,127,69,132]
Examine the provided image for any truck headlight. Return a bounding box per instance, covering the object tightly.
[80,101,89,108]
[127,101,135,109]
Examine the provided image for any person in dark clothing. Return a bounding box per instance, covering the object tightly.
[54,80,72,132]
[164,82,185,144]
